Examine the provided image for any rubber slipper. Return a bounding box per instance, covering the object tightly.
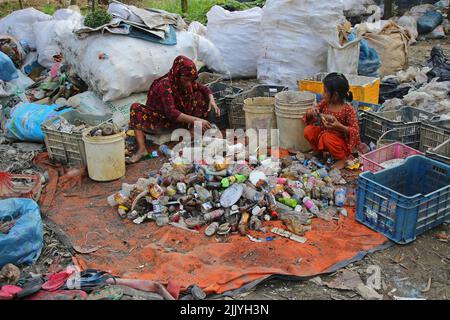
[42,270,74,291]
[0,285,22,300]
[189,285,206,300]
[63,270,116,292]
[15,277,44,299]
[87,286,124,300]
[25,290,87,300]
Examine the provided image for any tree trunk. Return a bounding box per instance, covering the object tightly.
[384,0,393,19]
[181,0,188,13]
[70,0,77,5]
[19,0,24,9]
[92,0,96,12]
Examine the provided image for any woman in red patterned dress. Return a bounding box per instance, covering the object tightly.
[303,73,362,169]
[127,55,220,163]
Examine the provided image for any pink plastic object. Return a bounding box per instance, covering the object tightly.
[362,142,424,173]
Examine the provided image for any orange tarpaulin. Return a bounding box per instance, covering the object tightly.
[36,154,388,295]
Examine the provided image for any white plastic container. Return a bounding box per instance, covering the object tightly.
[82,131,126,181]
[274,91,315,152]
[243,97,277,147]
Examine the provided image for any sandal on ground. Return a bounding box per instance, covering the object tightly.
[42,270,74,292]
[62,269,117,292]
[15,277,44,299]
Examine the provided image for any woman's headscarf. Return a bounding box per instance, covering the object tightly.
[150,55,199,108]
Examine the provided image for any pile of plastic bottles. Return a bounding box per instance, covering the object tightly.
[107,143,353,239]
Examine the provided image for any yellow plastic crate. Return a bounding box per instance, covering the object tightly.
[298,73,380,104]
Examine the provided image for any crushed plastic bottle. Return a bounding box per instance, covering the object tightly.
[334,187,347,207]
[303,196,319,215]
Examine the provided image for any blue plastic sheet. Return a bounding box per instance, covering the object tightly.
[6,103,70,142]
[418,11,444,35]
[0,51,19,82]
[358,38,381,78]
[0,198,43,267]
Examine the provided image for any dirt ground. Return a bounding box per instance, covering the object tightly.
[14,32,449,300]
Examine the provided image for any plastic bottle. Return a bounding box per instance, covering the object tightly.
[194,185,212,202]
[278,198,299,208]
[311,168,328,179]
[242,184,264,203]
[204,209,225,222]
[221,174,247,188]
[334,187,347,207]
[303,196,319,215]
[159,144,174,157]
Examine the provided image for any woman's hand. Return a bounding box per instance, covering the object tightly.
[208,98,221,117]
[197,118,212,132]
[323,115,344,131]
[306,107,319,119]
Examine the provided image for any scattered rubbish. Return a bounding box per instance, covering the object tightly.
[421,277,432,293]
[72,245,103,254]
[356,283,383,300]
[0,264,21,285]
[271,227,307,244]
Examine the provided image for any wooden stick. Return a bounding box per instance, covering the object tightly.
[181,0,188,13]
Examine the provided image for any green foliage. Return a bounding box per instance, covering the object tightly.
[84,9,113,28]
[42,4,57,15]
[144,0,266,24]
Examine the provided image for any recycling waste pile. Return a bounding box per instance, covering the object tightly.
[108,142,353,240]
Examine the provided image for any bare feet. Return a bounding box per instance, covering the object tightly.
[126,150,147,164]
[331,159,347,170]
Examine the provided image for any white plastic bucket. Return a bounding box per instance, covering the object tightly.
[82,131,126,181]
[243,97,277,146]
[274,91,315,152]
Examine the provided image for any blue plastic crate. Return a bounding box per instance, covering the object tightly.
[356,155,450,244]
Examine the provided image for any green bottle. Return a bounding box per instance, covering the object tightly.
[221,174,247,188]
[278,198,299,208]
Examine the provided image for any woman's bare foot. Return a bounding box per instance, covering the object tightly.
[331,159,347,170]
[126,150,147,164]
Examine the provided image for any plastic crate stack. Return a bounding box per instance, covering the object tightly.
[228,85,288,130]
[360,106,440,149]
[419,119,450,165]
[356,156,450,244]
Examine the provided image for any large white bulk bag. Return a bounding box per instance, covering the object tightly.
[257,0,345,90]
[0,8,51,49]
[56,29,227,102]
[33,9,83,68]
[207,5,262,78]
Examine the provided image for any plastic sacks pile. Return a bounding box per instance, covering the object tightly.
[396,1,449,44]
[381,46,450,118]
[108,141,355,242]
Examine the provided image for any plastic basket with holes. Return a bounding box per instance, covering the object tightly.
[356,155,450,244]
[361,106,440,149]
[362,142,424,173]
